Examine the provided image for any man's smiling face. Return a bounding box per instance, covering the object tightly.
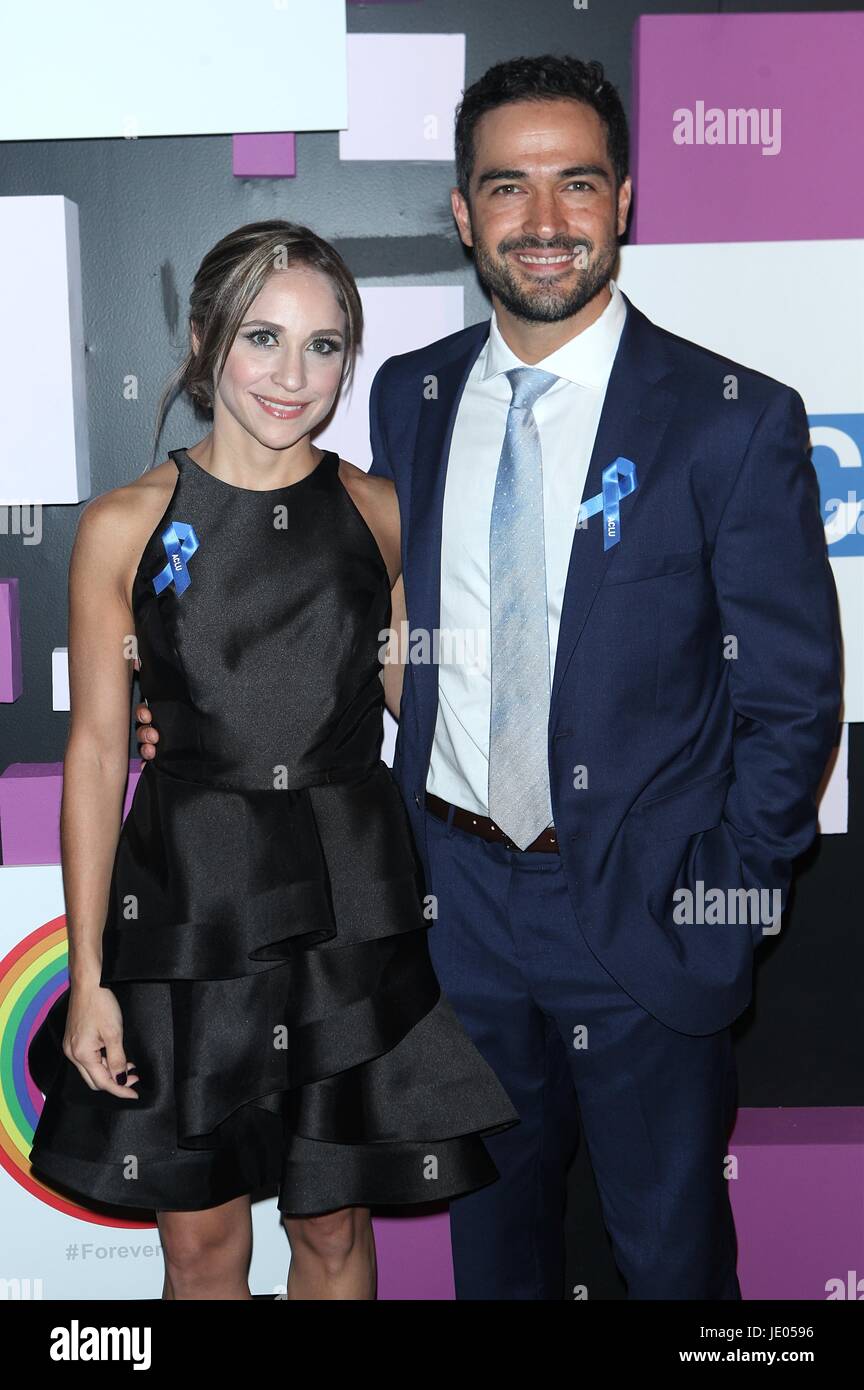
[452,97,631,324]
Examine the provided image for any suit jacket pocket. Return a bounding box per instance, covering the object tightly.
[603,542,709,586]
[627,765,733,843]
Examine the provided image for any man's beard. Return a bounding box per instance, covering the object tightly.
[472,233,617,324]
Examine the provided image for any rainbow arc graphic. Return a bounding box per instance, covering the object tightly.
[0,916,151,1227]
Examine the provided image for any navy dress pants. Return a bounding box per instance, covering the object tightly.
[423,807,742,1301]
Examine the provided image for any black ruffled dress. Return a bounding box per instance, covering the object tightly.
[27,446,518,1214]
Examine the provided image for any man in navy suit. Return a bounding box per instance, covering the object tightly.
[365,55,841,1299]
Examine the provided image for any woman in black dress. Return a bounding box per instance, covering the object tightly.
[28,220,518,1300]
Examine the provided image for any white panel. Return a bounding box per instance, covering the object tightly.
[618,242,864,721]
[382,709,397,766]
[316,285,464,470]
[0,198,89,505]
[52,648,69,712]
[0,865,291,1296]
[618,240,864,414]
[817,723,849,834]
[829,559,864,724]
[0,0,347,140]
[340,34,465,160]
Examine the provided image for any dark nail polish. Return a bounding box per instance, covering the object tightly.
[116,1071,127,1085]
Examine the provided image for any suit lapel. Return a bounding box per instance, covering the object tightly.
[550,295,679,713]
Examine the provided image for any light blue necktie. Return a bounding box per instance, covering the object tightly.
[488,366,559,850]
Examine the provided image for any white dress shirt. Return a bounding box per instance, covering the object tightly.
[426,279,628,816]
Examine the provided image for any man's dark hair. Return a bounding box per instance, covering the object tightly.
[454,54,630,201]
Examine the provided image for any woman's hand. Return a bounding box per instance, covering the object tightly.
[135,703,159,761]
[63,983,140,1098]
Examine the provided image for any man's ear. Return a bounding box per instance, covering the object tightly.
[451,188,474,249]
[616,175,633,239]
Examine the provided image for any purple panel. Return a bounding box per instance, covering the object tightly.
[373,1210,454,1300]
[0,760,143,865]
[232,133,296,177]
[373,1111,864,1299]
[0,578,23,701]
[632,13,864,244]
[729,1108,864,1300]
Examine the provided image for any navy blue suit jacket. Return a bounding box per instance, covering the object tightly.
[368,291,842,1034]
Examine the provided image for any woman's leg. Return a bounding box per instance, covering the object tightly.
[158,1195,253,1300]
[282,1206,376,1300]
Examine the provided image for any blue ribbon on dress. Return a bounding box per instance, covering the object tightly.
[576,457,638,551]
[152,520,200,595]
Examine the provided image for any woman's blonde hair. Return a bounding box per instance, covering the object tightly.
[152,219,363,461]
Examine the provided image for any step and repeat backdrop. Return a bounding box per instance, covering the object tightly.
[1,2,861,1300]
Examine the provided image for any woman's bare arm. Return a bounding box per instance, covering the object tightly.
[382,573,407,720]
[337,463,406,722]
[60,491,142,1097]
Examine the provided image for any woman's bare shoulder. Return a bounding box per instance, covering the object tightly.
[336,457,397,508]
[77,459,177,532]
[78,458,175,519]
[71,459,181,597]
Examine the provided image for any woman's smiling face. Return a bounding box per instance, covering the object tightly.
[198,265,347,450]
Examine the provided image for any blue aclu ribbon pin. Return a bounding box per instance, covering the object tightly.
[576,457,638,551]
[152,520,200,595]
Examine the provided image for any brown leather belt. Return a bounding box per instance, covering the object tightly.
[425,792,559,853]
